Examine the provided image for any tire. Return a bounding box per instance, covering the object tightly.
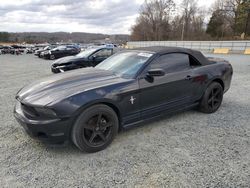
[50,54,55,60]
[71,104,119,153]
[199,82,224,114]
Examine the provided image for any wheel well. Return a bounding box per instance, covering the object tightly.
[71,102,122,136]
[212,79,224,90]
[101,102,121,129]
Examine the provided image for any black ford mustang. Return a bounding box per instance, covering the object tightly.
[14,47,233,152]
[42,45,81,60]
[51,47,116,73]
[34,45,57,57]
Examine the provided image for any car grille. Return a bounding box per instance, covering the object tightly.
[21,103,38,118]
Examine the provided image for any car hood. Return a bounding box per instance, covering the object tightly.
[17,68,125,106]
[53,56,84,65]
[41,50,50,54]
[35,49,45,53]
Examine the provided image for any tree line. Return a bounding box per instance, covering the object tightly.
[0,32,10,42]
[131,0,250,41]
[0,32,130,44]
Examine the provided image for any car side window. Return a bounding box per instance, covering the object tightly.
[94,49,112,58]
[149,53,190,73]
[189,55,201,67]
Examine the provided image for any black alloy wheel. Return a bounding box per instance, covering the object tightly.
[71,104,119,152]
[199,82,223,113]
[50,54,55,60]
[207,87,223,110]
[83,113,113,147]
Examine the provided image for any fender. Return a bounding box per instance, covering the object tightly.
[72,98,122,119]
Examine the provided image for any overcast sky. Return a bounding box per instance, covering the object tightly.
[0,0,215,34]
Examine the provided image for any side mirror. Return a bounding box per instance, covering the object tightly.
[147,69,165,77]
[90,55,96,60]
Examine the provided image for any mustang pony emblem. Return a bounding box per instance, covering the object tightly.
[130,96,136,104]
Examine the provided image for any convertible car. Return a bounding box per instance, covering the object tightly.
[34,45,57,57]
[42,45,81,60]
[51,47,117,73]
[14,47,233,152]
[1,46,15,54]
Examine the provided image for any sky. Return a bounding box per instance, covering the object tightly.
[0,0,215,34]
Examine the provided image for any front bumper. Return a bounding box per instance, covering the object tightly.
[14,102,72,144]
[42,53,50,59]
[51,64,78,73]
[51,66,61,73]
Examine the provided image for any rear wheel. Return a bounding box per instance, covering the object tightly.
[71,104,119,153]
[199,82,223,113]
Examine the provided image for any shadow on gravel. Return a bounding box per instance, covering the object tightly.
[41,109,199,154]
[33,98,248,155]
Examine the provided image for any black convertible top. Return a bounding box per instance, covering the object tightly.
[132,46,210,65]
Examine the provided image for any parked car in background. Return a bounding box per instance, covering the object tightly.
[34,45,57,57]
[42,45,81,60]
[1,46,15,54]
[87,44,118,49]
[51,47,119,73]
[12,45,26,53]
[26,48,35,54]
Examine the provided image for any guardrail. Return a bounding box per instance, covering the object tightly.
[127,41,250,54]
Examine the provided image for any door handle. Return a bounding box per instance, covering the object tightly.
[185,75,193,80]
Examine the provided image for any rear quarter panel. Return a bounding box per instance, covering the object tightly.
[194,60,233,99]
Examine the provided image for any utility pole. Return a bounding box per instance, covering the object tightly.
[244,9,250,37]
[181,18,185,41]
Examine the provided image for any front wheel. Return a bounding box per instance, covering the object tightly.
[50,54,55,60]
[199,82,224,114]
[71,104,119,153]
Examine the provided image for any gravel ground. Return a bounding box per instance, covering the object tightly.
[0,53,250,187]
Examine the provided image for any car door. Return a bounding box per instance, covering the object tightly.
[55,47,66,58]
[91,48,113,66]
[69,47,78,55]
[65,47,73,56]
[138,53,197,118]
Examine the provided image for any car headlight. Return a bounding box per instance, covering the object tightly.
[34,107,57,118]
[57,65,66,69]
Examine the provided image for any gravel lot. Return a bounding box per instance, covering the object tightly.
[0,53,250,187]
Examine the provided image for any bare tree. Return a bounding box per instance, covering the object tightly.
[207,0,249,38]
[131,0,248,41]
[179,0,207,40]
[131,0,175,41]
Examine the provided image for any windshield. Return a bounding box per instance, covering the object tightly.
[96,51,153,78]
[53,46,66,51]
[76,48,98,58]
